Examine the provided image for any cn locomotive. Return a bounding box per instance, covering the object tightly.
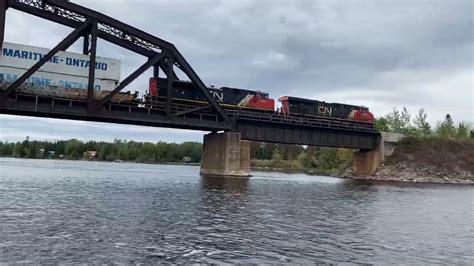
[147,78,275,111]
[278,96,374,123]
[146,77,375,123]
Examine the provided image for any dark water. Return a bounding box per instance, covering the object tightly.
[0,158,473,264]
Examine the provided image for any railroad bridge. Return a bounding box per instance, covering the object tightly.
[0,0,382,176]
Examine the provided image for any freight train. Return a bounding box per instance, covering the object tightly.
[146,77,375,123]
[1,76,375,124]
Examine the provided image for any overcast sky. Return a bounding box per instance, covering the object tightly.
[1,0,473,142]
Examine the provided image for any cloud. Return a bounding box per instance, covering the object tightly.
[1,0,472,141]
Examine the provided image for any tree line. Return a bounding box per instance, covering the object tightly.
[0,138,203,163]
[250,142,353,174]
[0,137,352,174]
[376,107,472,139]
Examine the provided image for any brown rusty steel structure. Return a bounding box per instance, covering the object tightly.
[0,0,381,150]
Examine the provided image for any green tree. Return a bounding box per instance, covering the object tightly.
[18,138,30,158]
[413,108,431,135]
[70,150,79,160]
[65,139,84,159]
[0,142,14,156]
[28,141,38,158]
[456,122,469,139]
[251,142,276,160]
[318,148,341,170]
[271,149,284,160]
[179,142,202,162]
[375,117,389,131]
[305,146,319,168]
[436,114,456,138]
[401,107,411,130]
[296,152,310,168]
[83,150,92,160]
[385,108,404,132]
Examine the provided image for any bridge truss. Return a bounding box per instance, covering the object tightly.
[0,0,231,126]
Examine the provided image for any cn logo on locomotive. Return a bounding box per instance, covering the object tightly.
[211,91,224,102]
[318,106,332,115]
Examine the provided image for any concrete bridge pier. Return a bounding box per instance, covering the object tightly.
[353,132,405,176]
[200,132,251,177]
[353,146,383,176]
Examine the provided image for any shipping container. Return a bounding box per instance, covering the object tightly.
[1,42,121,81]
[0,66,118,91]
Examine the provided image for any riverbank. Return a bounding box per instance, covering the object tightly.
[251,137,474,185]
[251,158,351,177]
[0,156,201,166]
[343,137,474,184]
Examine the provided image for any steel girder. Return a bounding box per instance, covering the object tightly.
[2,0,231,125]
[0,0,6,51]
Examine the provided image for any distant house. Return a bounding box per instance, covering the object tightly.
[182,156,192,163]
[83,150,98,160]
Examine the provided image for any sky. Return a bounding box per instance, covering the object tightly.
[1,0,473,143]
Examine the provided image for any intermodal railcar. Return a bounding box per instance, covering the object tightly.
[0,80,137,103]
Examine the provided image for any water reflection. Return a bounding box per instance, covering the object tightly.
[341,179,376,188]
[200,175,249,194]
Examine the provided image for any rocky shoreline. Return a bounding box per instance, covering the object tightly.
[254,165,474,184]
[341,164,474,185]
[254,163,474,185]
[341,137,474,185]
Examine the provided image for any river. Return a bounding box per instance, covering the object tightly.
[0,158,472,264]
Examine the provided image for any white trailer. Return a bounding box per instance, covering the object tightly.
[1,42,121,81]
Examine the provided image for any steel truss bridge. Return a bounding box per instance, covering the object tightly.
[0,0,380,150]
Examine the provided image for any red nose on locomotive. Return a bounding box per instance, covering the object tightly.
[349,108,375,123]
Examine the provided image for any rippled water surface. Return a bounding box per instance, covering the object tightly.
[1,158,473,264]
